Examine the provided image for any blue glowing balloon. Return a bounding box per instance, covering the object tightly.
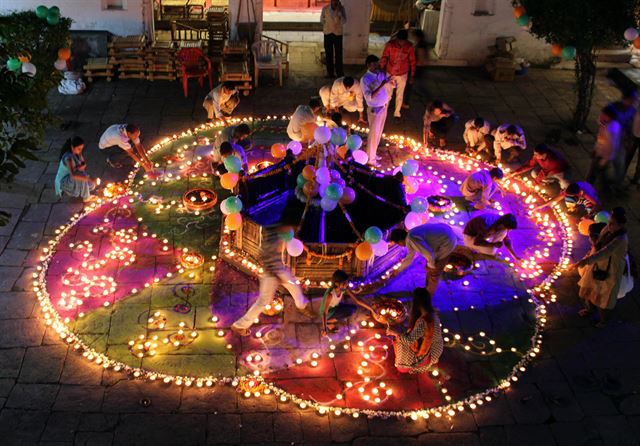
[402,159,419,176]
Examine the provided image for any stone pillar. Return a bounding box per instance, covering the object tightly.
[341,0,371,65]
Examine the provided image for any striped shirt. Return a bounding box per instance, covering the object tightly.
[395,313,444,373]
[261,226,284,275]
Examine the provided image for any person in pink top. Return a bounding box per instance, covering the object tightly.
[379,29,416,119]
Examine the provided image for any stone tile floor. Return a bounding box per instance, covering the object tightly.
[0,66,640,445]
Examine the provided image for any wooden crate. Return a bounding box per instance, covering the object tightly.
[83,58,114,82]
[220,61,252,95]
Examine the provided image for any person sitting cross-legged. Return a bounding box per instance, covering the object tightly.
[320,269,376,336]
[507,143,571,189]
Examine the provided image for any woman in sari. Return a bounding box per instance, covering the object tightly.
[54,137,98,203]
[387,287,443,373]
[574,207,629,328]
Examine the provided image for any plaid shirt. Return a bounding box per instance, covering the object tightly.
[380,39,416,77]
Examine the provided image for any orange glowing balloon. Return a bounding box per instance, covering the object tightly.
[336,145,348,159]
[633,37,640,49]
[550,44,563,57]
[226,212,243,230]
[220,172,239,190]
[271,143,287,159]
[302,181,319,197]
[513,6,525,18]
[302,165,316,181]
[301,122,318,142]
[58,48,71,61]
[578,219,594,236]
[355,241,373,261]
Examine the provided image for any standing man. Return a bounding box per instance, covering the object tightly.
[203,82,239,123]
[361,55,390,167]
[379,29,416,120]
[98,123,153,172]
[319,76,366,124]
[389,223,458,295]
[320,0,346,79]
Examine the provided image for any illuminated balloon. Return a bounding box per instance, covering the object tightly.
[279,229,295,242]
[351,150,368,165]
[578,219,594,236]
[336,145,348,159]
[35,5,49,19]
[46,10,60,25]
[49,6,60,15]
[316,166,331,184]
[220,199,231,215]
[594,211,610,224]
[320,196,338,212]
[404,177,419,194]
[296,174,307,188]
[346,134,362,151]
[302,165,316,180]
[561,46,576,60]
[333,177,346,189]
[330,169,341,181]
[271,143,286,158]
[331,127,347,146]
[287,140,303,156]
[634,37,640,49]
[319,183,328,198]
[225,213,242,230]
[372,240,389,256]
[402,159,419,176]
[6,58,21,72]
[550,44,563,57]
[364,226,383,244]
[624,27,639,41]
[224,196,243,214]
[58,48,71,61]
[223,155,242,173]
[512,6,525,18]
[325,183,344,201]
[220,172,239,190]
[20,62,36,77]
[355,242,373,261]
[17,52,31,63]
[286,238,304,257]
[404,211,422,230]
[302,181,319,197]
[302,122,318,142]
[314,126,332,144]
[340,187,356,205]
[411,197,427,213]
[54,59,67,71]
[516,14,529,27]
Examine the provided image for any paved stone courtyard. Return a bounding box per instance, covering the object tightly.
[1,65,640,445]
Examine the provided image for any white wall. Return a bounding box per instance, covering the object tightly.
[229,0,264,41]
[341,0,371,65]
[0,0,145,36]
[436,0,550,65]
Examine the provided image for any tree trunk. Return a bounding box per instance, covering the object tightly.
[572,47,597,131]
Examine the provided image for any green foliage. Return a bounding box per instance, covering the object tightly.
[517,0,638,50]
[516,0,640,129]
[0,10,71,182]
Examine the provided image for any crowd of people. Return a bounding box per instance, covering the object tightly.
[52,19,637,374]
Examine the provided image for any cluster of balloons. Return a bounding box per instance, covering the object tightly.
[36,5,61,26]
[54,47,71,72]
[404,196,429,230]
[512,5,529,28]
[220,196,244,230]
[223,155,242,174]
[295,164,356,211]
[355,226,390,261]
[6,52,37,77]
[550,44,576,60]
[577,211,610,236]
[401,159,420,194]
[624,27,640,50]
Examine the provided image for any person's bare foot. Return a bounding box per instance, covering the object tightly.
[231,325,250,336]
[298,303,317,319]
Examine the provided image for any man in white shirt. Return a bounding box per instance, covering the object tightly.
[203,82,239,122]
[360,55,391,167]
[320,0,346,78]
[389,223,458,295]
[319,76,366,124]
[460,167,503,209]
[98,123,153,172]
[287,98,323,142]
[492,124,527,163]
[463,117,491,156]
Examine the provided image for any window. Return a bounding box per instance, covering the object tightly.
[473,0,494,16]
[102,0,127,11]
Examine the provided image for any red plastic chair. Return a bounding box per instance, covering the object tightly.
[176,47,213,97]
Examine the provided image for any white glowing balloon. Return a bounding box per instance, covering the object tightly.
[21,62,36,77]
[287,140,303,156]
[351,150,368,165]
[372,240,389,256]
[54,58,67,71]
[316,166,331,184]
[404,211,422,230]
[286,238,304,257]
[314,126,332,144]
[624,27,639,41]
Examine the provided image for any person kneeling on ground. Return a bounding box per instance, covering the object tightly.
[211,141,248,175]
[320,269,376,336]
[533,181,600,219]
[492,123,526,163]
[98,123,153,172]
[319,76,366,125]
[463,117,491,157]
[460,167,503,210]
[386,287,443,374]
[507,143,571,189]
[55,137,99,203]
[287,98,324,142]
[423,100,456,148]
[463,212,519,260]
[203,82,239,122]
